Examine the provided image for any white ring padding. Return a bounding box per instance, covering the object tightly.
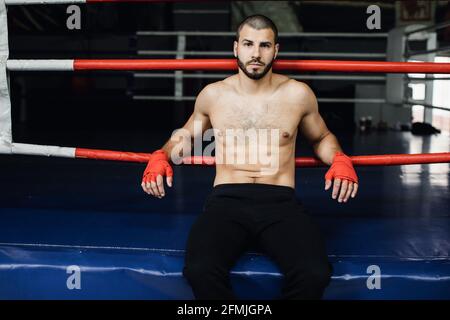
[0,139,12,154]
[6,59,74,71]
[0,0,12,144]
[5,0,86,5]
[4,143,76,157]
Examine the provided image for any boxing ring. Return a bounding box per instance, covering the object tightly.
[1,0,450,299]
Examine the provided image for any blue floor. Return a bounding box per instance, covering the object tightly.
[0,131,449,299]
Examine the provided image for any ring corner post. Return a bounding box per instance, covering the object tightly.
[0,0,13,155]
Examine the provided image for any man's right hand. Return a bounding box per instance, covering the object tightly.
[141,149,173,198]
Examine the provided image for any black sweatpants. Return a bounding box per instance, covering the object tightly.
[183,183,332,300]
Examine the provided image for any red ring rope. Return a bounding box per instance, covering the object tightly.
[73,59,450,73]
[75,148,450,167]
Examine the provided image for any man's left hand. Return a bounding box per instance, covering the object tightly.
[324,152,358,203]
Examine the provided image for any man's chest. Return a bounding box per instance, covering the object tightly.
[209,98,302,133]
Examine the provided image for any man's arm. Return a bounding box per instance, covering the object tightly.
[296,82,341,165]
[160,84,213,160]
[294,81,358,202]
[141,84,214,198]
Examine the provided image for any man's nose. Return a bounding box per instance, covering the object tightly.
[251,46,261,59]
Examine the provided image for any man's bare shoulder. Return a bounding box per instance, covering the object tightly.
[222,74,239,92]
[281,78,318,110]
[281,78,314,97]
[194,79,233,115]
[270,74,309,96]
[273,73,290,86]
[198,78,234,100]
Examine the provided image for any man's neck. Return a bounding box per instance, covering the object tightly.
[237,70,274,95]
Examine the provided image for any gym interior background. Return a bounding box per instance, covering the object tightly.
[1,0,449,300]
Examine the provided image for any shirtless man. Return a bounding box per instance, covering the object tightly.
[141,15,358,300]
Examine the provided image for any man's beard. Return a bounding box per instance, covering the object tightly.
[237,56,275,80]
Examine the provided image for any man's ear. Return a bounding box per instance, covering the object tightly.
[274,43,280,59]
[233,40,238,58]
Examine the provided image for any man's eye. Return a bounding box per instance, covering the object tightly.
[244,43,251,46]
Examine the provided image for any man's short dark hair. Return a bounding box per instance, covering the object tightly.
[236,14,278,44]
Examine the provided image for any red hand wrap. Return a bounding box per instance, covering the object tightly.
[324,152,358,184]
[142,150,173,183]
